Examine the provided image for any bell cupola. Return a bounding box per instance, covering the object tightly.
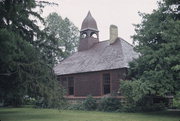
[78,11,99,51]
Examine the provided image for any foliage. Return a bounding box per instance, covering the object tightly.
[0,0,65,107]
[98,97,121,112]
[0,29,64,107]
[120,103,137,112]
[121,102,165,112]
[23,95,36,105]
[83,95,97,110]
[45,12,79,60]
[136,96,166,112]
[0,29,39,106]
[66,96,122,112]
[173,91,180,109]
[121,0,180,107]
[120,80,149,103]
[67,103,85,110]
[65,96,97,111]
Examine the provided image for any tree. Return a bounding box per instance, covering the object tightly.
[0,0,64,107]
[121,0,180,103]
[45,12,79,60]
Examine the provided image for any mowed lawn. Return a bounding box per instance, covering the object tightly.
[0,108,180,121]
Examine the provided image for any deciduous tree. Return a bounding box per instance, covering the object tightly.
[121,0,180,103]
[45,12,79,60]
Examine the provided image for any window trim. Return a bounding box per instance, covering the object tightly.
[67,76,74,96]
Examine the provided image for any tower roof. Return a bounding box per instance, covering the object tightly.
[81,11,98,32]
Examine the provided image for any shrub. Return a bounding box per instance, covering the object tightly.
[67,103,84,110]
[83,95,97,110]
[23,95,36,105]
[35,97,47,108]
[173,92,180,109]
[173,99,180,109]
[136,96,166,112]
[98,97,121,112]
[120,103,138,112]
[122,96,166,112]
[146,103,165,111]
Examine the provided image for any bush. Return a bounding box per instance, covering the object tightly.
[173,99,180,109]
[120,103,138,112]
[121,96,166,112]
[173,92,180,109]
[147,103,165,111]
[137,96,166,112]
[120,102,166,112]
[35,97,47,108]
[67,103,84,110]
[98,97,121,112]
[67,95,97,111]
[83,95,97,110]
[23,95,36,105]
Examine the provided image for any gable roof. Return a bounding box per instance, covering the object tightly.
[54,38,139,75]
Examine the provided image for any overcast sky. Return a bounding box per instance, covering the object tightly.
[42,0,159,44]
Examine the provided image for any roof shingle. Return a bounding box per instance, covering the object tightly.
[54,38,139,75]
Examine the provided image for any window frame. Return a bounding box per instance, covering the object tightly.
[68,76,74,96]
[102,73,111,95]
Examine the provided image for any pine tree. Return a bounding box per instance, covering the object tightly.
[0,0,64,107]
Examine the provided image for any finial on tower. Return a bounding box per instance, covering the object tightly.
[81,11,98,31]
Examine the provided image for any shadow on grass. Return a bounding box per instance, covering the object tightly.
[0,109,23,114]
[0,108,60,121]
[142,111,180,118]
[11,114,57,120]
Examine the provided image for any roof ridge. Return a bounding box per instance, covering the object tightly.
[118,38,124,64]
[100,37,133,47]
[98,40,109,43]
[118,37,134,47]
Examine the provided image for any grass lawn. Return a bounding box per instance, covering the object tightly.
[0,108,180,121]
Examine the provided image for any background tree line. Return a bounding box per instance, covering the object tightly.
[0,0,79,107]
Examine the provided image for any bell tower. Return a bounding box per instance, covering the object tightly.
[78,11,99,51]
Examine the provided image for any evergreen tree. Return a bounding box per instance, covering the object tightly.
[0,0,64,107]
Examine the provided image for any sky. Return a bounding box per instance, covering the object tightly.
[42,0,159,44]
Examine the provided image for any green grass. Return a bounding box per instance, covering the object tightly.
[0,108,180,121]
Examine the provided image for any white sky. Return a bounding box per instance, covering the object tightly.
[42,0,158,44]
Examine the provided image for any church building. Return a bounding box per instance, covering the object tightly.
[54,12,139,99]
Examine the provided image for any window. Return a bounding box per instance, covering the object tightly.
[103,73,110,94]
[68,77,74,95]
[90,32,98,38]
[81,33,87,38]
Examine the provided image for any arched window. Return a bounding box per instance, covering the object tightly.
[90,32,98,38]
[81,32,87,38]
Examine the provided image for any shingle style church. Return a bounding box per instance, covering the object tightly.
[54,11,139,99]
